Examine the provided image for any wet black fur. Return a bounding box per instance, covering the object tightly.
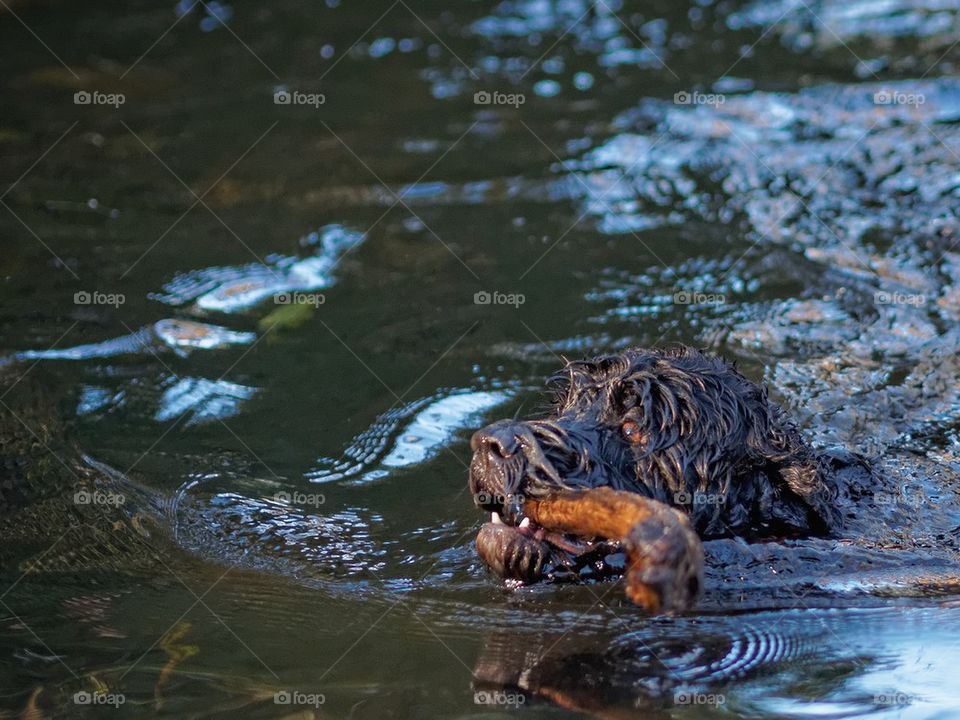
[470,346,841,539]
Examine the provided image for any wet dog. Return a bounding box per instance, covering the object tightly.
[469,346,842,589]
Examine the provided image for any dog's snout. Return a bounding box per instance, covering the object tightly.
[471,421,523,458]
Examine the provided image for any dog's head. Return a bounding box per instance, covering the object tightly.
[470,346,836,544]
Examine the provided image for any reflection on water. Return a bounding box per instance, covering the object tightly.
[475,606,960,718]
[154,376,257,425]
[730,0,960,61]
[153,224,365,313]
[308,388,514,484]
[11,319,255,361]
[1,0,960,717]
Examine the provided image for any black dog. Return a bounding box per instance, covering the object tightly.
[470,346,845,584]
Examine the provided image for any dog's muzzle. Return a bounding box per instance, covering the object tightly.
[469,420,567,521]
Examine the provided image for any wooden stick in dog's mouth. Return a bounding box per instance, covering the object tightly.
[480,488,704,613]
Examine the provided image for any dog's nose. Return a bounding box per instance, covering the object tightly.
[470,421,522,458]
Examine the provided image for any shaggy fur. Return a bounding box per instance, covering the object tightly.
[469,346,841,539]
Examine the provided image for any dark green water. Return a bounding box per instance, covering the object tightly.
[3,0,960,717]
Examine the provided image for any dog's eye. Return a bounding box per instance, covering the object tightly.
[621,420,644,445]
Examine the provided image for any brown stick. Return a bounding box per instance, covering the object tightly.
[525,488,704,613]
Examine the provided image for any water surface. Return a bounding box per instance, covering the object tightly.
[2,0,960,717]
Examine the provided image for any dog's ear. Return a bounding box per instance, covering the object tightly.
[548,353,637,414]
[747,397,841,533]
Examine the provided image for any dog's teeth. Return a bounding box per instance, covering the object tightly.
[491,512,504,524]
[519,517,532,529]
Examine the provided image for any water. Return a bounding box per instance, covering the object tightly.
[2,0,960,717]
